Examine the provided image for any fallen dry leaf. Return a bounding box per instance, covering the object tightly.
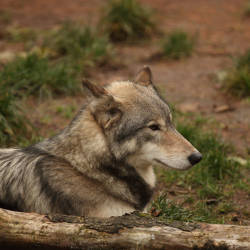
[214,105,234,113]
[178,102,199,113]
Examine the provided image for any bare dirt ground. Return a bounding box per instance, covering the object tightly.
[0,0,249,153]
[0,0,250,223]
[1,0,249,155]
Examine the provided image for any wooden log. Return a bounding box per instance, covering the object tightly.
[0,208,250,250]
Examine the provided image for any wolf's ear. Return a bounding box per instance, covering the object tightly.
[91,98,122,130]
[134,66,153,87]
[83,79,122,129]
[101,106,122,130]
[82,79,108,98]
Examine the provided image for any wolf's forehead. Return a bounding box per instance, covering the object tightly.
[107,80,171,118]
[107,81,140,99]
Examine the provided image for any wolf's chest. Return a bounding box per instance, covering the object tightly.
[89,197,135,218]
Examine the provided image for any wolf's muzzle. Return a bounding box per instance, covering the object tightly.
[188,152,202,166]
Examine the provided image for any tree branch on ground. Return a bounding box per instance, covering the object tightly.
[0,208,250,250]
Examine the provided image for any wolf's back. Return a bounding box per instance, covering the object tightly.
[0,147,50,212]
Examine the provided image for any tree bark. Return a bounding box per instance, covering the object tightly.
[0,208,250,250]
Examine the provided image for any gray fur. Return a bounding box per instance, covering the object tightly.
[0,67,201,217]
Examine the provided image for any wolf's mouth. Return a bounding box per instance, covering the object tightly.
[154,159,172,169]
[154,158,192,171]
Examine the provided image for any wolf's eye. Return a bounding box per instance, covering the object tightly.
[149,124,160,131]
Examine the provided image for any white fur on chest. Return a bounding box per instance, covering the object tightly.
[90,166,156,218]
[136,165,156,188]
[90,197,134,218]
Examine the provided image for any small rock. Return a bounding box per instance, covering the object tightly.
[214,105,234,113]
[0,50,16,62]
[178,102,199,113]
[217,71,228,82]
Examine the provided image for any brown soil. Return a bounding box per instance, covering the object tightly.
[2,0,248,155]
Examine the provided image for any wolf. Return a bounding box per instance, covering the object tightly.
[0,66,202,217]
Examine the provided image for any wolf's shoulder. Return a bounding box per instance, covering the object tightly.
[23,145,72,168]
[0,145,70,171]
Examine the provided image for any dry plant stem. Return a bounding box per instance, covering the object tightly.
[0,208,250,249]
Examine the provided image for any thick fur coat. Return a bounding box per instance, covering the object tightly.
[0,67,202,217]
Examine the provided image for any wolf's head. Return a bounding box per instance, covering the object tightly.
[82,66,202,171]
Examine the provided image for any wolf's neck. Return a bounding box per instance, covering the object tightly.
[37,110,155,208]
[39,133,153,210]
[38,110,110,170]
[39,125,156,190]
[99,160,154,210]
[135,166,156,188]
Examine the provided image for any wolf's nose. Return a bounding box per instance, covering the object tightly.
[188,152,202,166]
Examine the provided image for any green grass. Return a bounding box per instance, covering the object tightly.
[56,104,76,119]
[151,196,224,223]
[243,1,250,17]
[0,21,114,145]
[101,0,155,42]
[152,196,205,222]
[0,22,115,99]
[177,122,238,189]
[153,114,247,224]
[6,26,37,43]
[0,53,80,99]
[0,88,41,147]
[0,10,12,25]
[224,49,250,97]
[161,30,195,60]
[45,21,113,67]
[0,88,30,147]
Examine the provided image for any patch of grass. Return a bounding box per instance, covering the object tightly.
[45,21,113,67]
[17,135,44,148]
[161,30,195,60]
[0,88,30,147]
[0,53,80,99]
[243,1,250,17]
[224,49,250,97]
[56,104,76,119]
[6,26,37,43]
[152,196,202,222]
[151,196,223,223]
[101,0,155,42]
[217,202,234,214]
[0,10,12,25]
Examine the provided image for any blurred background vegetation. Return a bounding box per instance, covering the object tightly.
[0,0,250,225]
